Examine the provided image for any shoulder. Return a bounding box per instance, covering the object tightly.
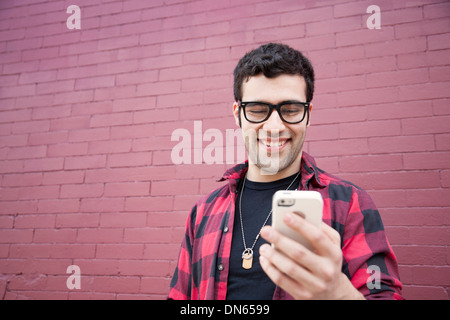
[314,168,379,226]
[317,168,369,199]
[189,182,232,226]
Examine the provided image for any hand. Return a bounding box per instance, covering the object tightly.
[259,212,365,300]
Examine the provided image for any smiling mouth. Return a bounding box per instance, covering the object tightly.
[258,138,290,151]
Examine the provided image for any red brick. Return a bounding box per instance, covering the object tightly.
[100,212,147,228]
[309,138,369,157]
[50,116,91,131]
[110,124,155,139]
[140,277,171,295]
[36,79,74,95]
[367,100,432,121]
[91,276,140,294]
[53,90,94,105]
[33,229,77,243]
[400,82,449,101]
[75,75,116,90]
[64,155,106,170]
[336,86,398,108]
[77,228,123,243]
[410,265,450,287]
[152,179,199,196]
[366,68,428,88]
[436,133,450,151]
[2,172,43,187]
[56,213,99,228]
[80,198,125,213]
[407,189,450,207]
[340,119,401,139]
[0,200,38,215]
[104,182,150,197]
[125,196,173,212]
[161,38,205,54]
[340,154,403,173]
[42,170,85,185]
[47,142,88,157]
[402,116,450,135]
[410,227,450,246]
[68,128,110,142]
[404,152,450,170]
[336,27,394,47]
[340,56,397,77]
[112,96,156,112]
[17,185,60,200]
[340,171,441,191]
[123,227,172,243]
[88,139,132,154]
[0,230,33,243]
[90,112,133,127]
[424,2,450,19]
[395,245,447,265]
[368,135,435,154]
[0,109,32,123]
[60,183,104,198]
[441,170,450,188]
[116,70,158,85]
[19,70,57,84]
[28,131,68,145]
[137,80,181,96]
[37,199,80,214]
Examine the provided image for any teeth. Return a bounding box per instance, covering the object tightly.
[262,140,286,147]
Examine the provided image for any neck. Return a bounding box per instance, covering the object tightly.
[246,153,302,183]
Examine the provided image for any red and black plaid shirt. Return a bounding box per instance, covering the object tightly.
[168,152,403,300]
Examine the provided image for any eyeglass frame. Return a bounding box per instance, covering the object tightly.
[238,100,310,124]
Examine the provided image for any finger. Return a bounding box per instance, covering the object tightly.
[283,212,337,259]
[260,226,318,273]
[260,226,334,282]
[321,222,341,246]
[259,243,320,289]
[259,251,315,300]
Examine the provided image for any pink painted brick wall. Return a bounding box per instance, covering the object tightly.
[0,0,449,300]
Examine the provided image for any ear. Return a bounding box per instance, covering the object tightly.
[306,103,313,127]
[233,101,241,128]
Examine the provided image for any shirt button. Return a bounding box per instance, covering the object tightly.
[223,226,229,233]
[218,264,224,271]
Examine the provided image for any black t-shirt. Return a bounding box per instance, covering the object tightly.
[226,171,301,300]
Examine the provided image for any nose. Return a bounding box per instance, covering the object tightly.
[263,109,286,131]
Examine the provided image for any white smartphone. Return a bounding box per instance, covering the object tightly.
[272,190,323,251]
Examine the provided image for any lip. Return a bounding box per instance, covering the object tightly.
[258,138,290,152]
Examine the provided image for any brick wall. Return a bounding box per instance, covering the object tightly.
[0,0,449,299]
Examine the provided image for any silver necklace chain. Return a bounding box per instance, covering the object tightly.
[238,170,301,258]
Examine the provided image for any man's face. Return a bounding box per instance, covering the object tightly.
[233,74,311,177]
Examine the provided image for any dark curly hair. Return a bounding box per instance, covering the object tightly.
[233,43,315,103]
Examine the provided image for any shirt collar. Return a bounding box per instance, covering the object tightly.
[218,152,326,191]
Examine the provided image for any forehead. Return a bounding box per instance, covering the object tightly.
[242,74,307,103]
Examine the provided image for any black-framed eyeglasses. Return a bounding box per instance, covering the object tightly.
[238,100,310,124]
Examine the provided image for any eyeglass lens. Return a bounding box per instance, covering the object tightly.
[244,102,306,123]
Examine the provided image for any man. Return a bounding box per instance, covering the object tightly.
[168,43,403,300]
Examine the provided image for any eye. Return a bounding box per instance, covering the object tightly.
[245,103,269,113]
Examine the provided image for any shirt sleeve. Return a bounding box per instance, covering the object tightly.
[168,205,196,300]
[342,188,403,300]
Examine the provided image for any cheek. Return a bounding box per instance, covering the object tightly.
[287,124,306,139]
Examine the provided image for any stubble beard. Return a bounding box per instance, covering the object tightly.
[244,128,304,176]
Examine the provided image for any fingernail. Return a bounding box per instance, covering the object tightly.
[259,244,268,253]
[260,226,270,238]
[284,212,293,223]
[259,255,267,265]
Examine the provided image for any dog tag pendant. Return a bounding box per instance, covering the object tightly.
[242,249,253,269]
